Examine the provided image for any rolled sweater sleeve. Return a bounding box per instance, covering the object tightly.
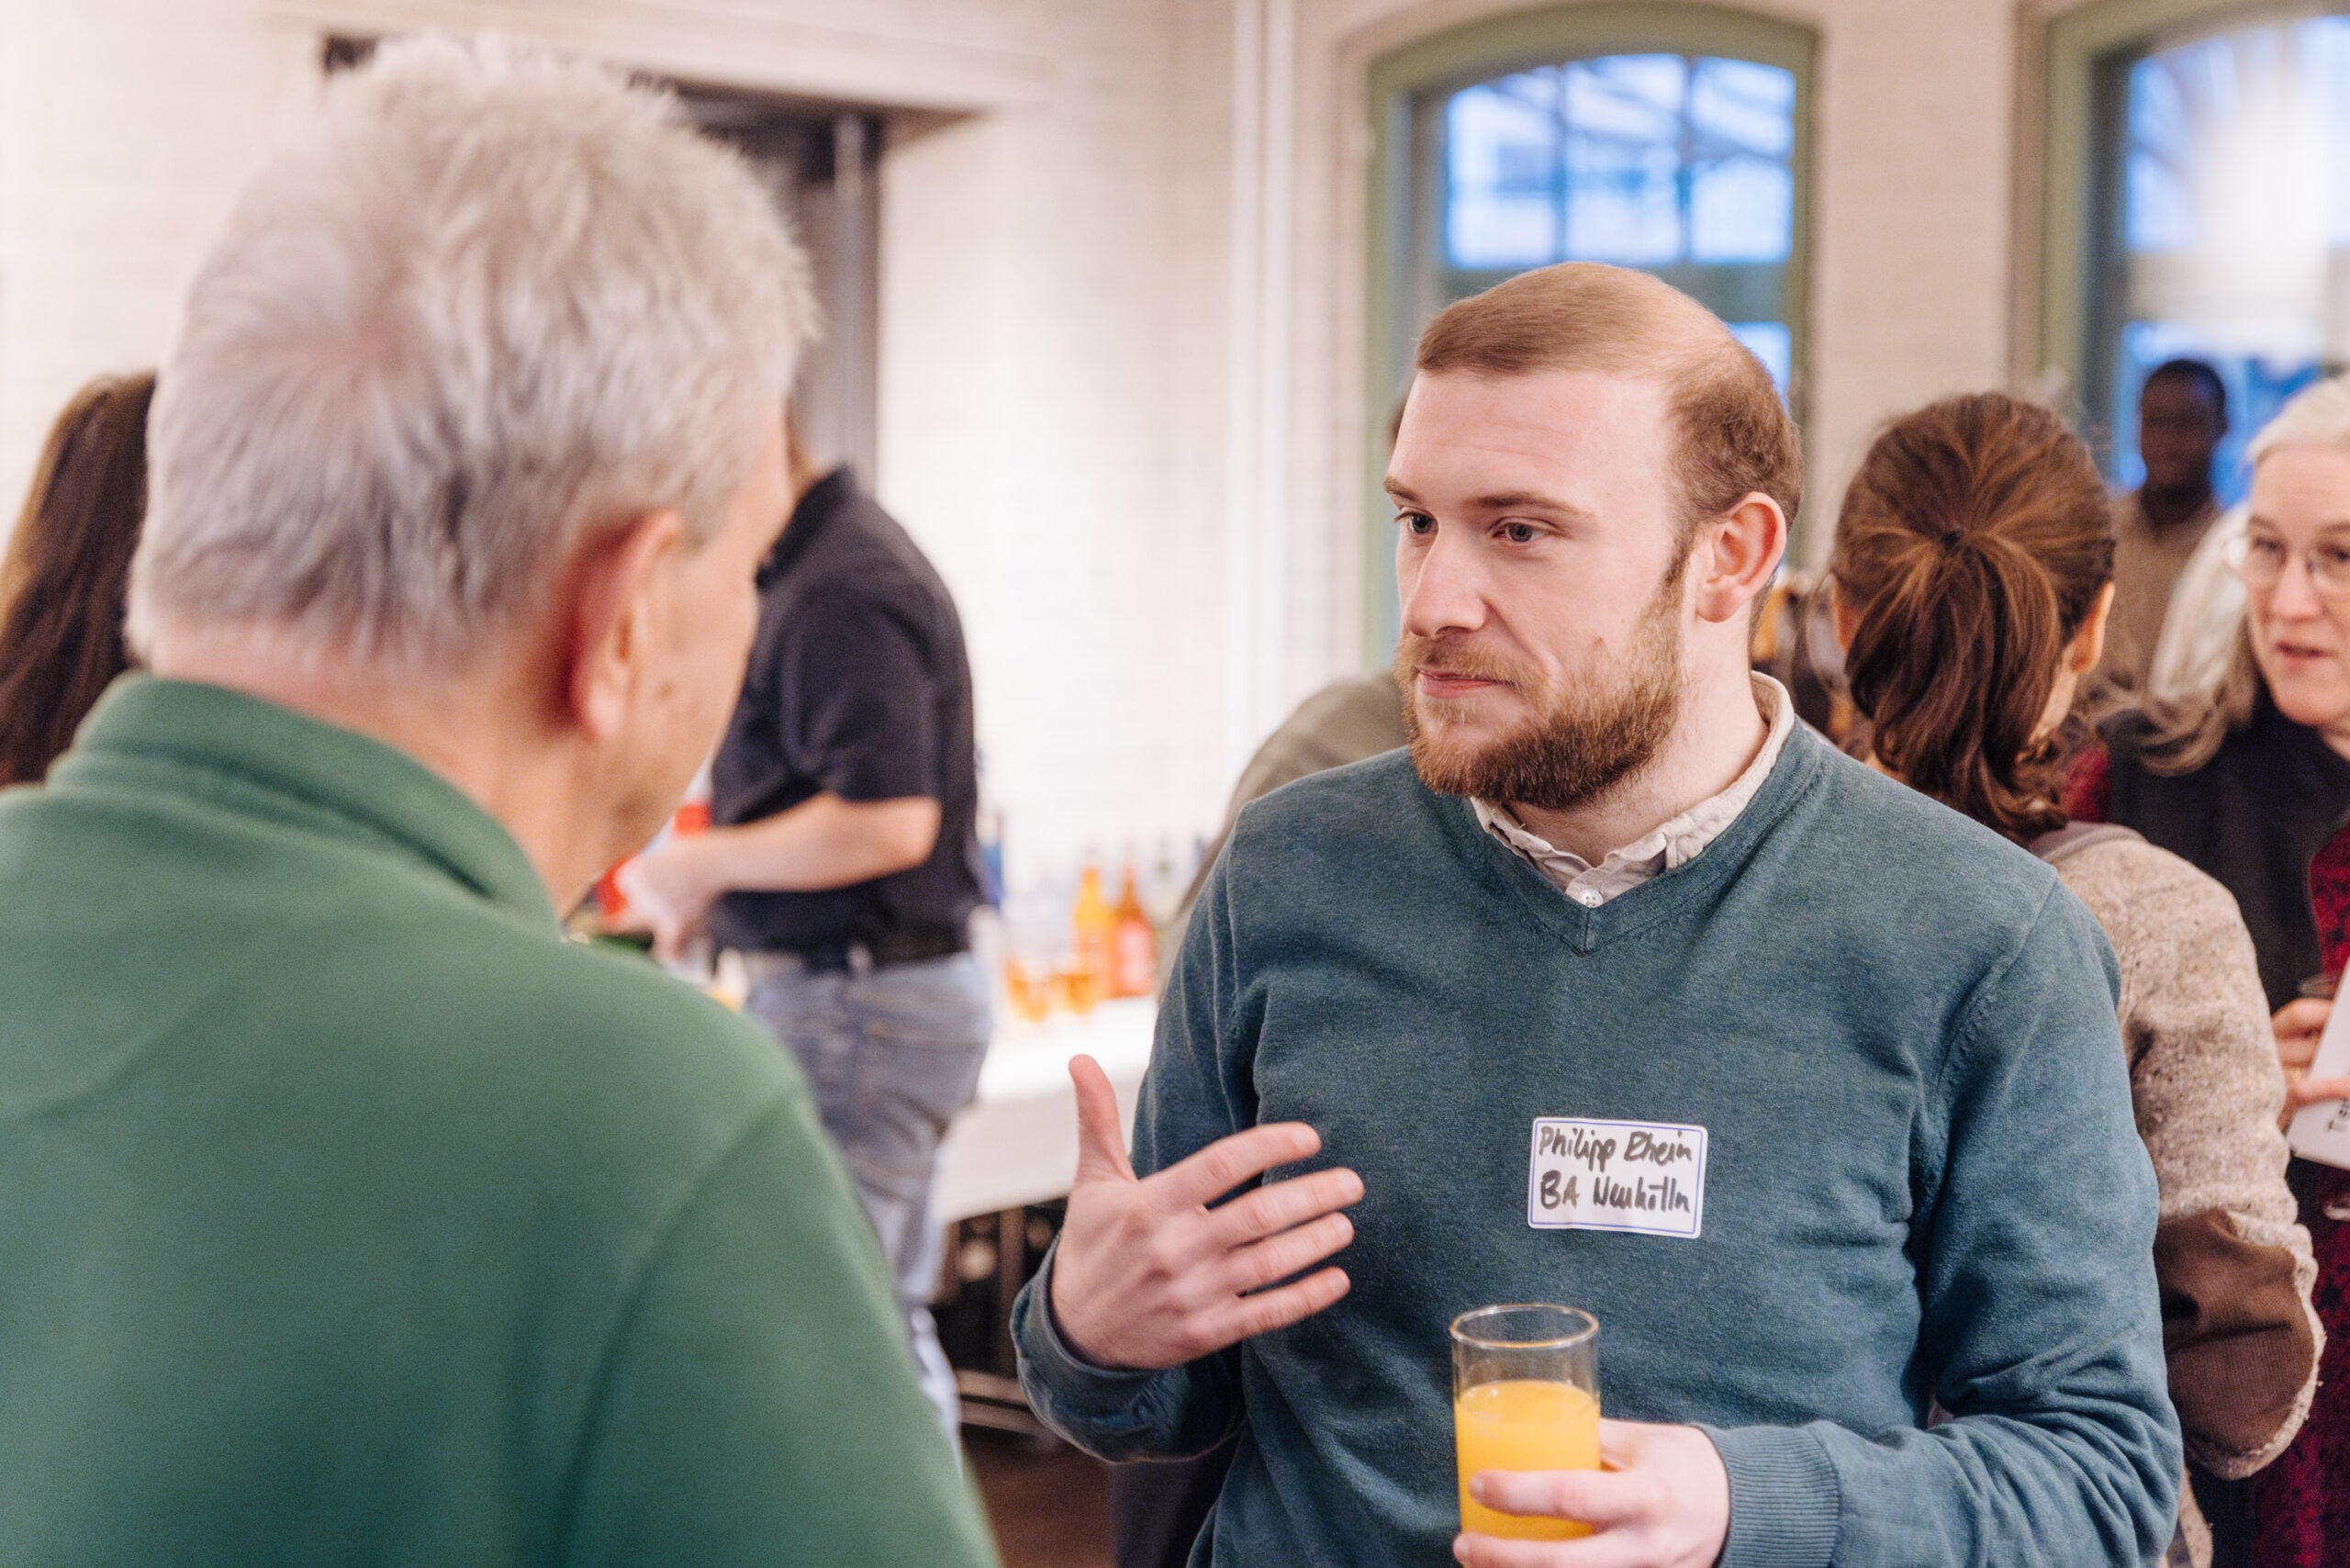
[1710,884,2181,1568]
[1013,849,1250,1461]
[2056,841,2322,1477]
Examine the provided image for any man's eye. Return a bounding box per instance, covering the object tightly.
[1398,511,1435,536]
[1501,522,1539,544]
[2318,545,2350,575]
[2247,537,2288,564]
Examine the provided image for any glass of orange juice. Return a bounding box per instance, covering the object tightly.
[1449,1304,1601,1540]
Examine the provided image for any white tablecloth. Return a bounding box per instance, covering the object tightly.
[933,997,1157,1224]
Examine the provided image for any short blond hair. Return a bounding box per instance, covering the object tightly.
[1415,263,1801,541]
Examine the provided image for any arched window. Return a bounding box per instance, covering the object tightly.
[1364,6,1815,657]
[2044,2,2350,495]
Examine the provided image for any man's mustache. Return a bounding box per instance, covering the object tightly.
[1396,636,1524,687]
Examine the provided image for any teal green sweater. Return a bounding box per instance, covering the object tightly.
[0,678,1000,1568]
[1015,729,2178,1567]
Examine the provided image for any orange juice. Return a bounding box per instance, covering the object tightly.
[1453,1379,1600,1540]
[1003,958,1052,1025]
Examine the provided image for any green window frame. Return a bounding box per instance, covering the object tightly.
[1361,3,1817,664]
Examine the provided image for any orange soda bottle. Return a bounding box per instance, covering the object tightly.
[1110,861,1156,997]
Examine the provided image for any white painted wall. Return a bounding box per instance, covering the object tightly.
[0,0,1237,879]
[0,0,2123,873]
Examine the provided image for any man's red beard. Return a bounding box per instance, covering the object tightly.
[1394,564,1685,812]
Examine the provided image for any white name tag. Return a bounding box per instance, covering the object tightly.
[1528,1117,1707,1238]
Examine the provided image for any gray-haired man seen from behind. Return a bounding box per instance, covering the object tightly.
[0,39,998,1568]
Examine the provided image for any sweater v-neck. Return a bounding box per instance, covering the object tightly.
[1434,721,1829,955]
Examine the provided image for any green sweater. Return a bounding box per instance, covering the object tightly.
[0,678,999,1568]
[1015,728,2178,1567]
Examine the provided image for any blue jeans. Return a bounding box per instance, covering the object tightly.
[744,949,990,1437]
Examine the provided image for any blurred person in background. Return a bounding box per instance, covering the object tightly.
[618,412,988,1439]
[2097,358,2230,696]
[1831,391,2318,1568]
[0,38,996,1568]
[2072,375,2350,1568]
[0,372,154,784]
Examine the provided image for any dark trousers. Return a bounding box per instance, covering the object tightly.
[1107,1437,1237,1568]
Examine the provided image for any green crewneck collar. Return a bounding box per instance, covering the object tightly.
[56,674,556,930]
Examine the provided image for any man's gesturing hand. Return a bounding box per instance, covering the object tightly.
[1047,1054,1363,1371]
[1453,1420,1730,1568]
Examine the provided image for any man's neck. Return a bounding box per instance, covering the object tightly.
[2139,478,2213,532]
[146,630,606,908]
[1504,668,1770,864]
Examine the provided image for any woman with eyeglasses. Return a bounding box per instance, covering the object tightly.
[1833,391,2318,1568]
[2071,375,2350,1568]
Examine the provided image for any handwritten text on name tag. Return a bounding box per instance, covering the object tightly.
[1527,1117,1707,1238]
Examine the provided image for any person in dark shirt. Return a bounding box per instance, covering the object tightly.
[2096,359,2229,695]
[622,420,988,1435]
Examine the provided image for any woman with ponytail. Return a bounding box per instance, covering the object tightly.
[1832,392,2318,1568]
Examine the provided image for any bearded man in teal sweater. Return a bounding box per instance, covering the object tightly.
[1014,263,2179,1568]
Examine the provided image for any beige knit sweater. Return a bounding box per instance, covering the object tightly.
[2042,831,2324,1566]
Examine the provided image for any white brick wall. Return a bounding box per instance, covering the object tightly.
[0,0,2122,879]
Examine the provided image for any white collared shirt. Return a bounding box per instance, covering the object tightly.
[1472,674,1796,909]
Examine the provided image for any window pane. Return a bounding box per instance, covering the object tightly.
[1728,321,1793,398]
[1690,58,1794,158]
[2124,146,2192,252]
[1562,55,1685,264]
[1691,155,1792,263]
[1446,73,1564,268]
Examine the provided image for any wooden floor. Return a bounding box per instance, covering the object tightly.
[967,1428,1115,1568]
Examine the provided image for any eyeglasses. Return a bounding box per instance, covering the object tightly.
[2225,530,2350,599]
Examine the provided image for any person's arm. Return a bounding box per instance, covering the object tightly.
[1751,886,2178,1566]
[618,592,946,955]
[2094,852,2320,1477]
[620,794,939,953]
[560,1089,999,1568]
[1013,846,1361,1461]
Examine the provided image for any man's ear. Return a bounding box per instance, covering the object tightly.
[558,510,686,743]
[1692,492,1788,625]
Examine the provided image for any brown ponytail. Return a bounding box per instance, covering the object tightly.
[1830,393,2113,842]
[0,372,154,785]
